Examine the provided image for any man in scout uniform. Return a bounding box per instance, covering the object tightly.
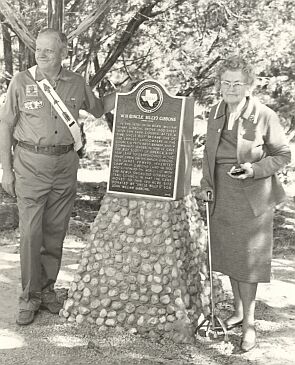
[0,28,116,325]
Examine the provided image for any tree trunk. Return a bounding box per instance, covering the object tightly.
[18,0,35,71]
[48,0,64,31]
[1,22,13,86]
[19,44,35,70]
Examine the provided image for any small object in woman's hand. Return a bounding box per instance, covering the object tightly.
[230,167,246,176]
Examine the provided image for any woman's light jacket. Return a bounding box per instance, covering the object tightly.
[201,97,291,216]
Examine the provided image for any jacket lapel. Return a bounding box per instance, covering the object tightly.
[237,97,259,162]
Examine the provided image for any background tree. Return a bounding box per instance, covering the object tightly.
[0,18,12,87]
[48,0,64,31]
[0,0,294,137]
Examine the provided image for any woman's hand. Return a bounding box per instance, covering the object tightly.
[199,188,214,202]
[228,162,254,180]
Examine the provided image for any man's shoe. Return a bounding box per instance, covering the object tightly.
[16,309,36,325]
[40,300,63,314]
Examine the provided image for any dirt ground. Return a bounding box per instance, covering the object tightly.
[0,187,295,365]
[0,123,295,364]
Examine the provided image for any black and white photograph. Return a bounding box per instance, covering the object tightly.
[0,0,294,364]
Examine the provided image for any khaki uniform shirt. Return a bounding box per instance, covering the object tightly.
[0,67,104,146]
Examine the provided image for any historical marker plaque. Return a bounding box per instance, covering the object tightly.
[107,80,193,200]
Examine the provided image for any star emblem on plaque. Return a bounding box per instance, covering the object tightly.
[136,85,163,113]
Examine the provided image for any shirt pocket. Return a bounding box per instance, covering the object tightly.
[65,97,77,109]
[65,98,79,119]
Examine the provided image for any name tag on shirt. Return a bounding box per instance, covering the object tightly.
[26,84,39,97]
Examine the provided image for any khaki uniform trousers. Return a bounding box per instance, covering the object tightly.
[13,145,79,310]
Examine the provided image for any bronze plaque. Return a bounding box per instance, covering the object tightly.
[107,80,192,200]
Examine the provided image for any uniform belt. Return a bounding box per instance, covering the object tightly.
[17,141,74,155]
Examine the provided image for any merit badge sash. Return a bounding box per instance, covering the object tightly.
[28,65,82,151]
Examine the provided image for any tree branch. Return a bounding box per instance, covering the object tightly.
[67,0,117,41]
[198,55,221,80]
[0,0,35,51]
[178,56,221,96]
[89,0,164,87]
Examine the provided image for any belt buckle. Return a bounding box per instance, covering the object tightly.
[35,145,38,153]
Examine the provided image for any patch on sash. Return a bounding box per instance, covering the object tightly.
[24,100,44,110]
[26,84,38,97]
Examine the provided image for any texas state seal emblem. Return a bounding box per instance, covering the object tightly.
[136,84,163,113]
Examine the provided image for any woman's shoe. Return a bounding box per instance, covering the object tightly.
[225,317,243,330]
[240,326,256,352]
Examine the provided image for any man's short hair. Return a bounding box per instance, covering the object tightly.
[38,28,68,49]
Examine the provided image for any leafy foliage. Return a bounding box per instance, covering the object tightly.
[0,0,295,133]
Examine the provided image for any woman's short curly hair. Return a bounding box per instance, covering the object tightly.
[215,55,256,87]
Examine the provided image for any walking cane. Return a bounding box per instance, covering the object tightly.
[195,191,228,341]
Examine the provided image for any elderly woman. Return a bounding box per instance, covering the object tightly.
[200,56,291,352]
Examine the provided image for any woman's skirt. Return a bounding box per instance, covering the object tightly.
[210,164,274,283]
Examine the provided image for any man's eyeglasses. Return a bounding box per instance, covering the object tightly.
[220,81,247,89]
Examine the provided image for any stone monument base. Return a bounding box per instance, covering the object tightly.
[60,192,224,343]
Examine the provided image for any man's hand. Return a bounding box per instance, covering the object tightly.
[1,169,16,197]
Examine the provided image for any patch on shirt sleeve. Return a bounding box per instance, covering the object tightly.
[26,84,39,97]
[24,100,44,110]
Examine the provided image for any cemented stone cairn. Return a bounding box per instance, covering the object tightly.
[61,192,224,342]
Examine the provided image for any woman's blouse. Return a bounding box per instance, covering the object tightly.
[216,113,239,165]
